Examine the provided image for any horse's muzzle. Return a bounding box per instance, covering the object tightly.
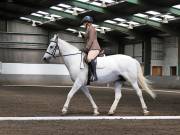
[42,57,49,63]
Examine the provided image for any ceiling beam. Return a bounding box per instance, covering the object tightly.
[24,0,180,38]
[168,7,180,16]
[98,22,146,39]
[49,9,147,39]
[68,0,150,14]
[66,0,110,14]
[126,0,180,7]
[26,8,144,38]
[26,14,108,40]
[69,0,180,16]
[48,9,80,21]
[67,0,180,36]
[51,21,108,40]
[130,16,180,36]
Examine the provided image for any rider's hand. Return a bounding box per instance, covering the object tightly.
[81,48,88,53]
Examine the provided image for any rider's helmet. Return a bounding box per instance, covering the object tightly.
[81,16,93,24]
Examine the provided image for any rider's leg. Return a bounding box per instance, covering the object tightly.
[87,50,99,82]
[90,59,97,81]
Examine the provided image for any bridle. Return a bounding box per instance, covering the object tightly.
[46,38,82,58]
[46,39,61,58]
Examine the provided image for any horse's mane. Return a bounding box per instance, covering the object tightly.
[59,38,80,51]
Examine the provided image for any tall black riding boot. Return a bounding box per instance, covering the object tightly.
[90,59,98,81]
[87,63,91,85]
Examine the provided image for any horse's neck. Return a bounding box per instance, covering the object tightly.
[58,39,81,70]
[58,39,79,55]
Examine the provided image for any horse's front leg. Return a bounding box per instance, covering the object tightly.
[81,86,100,116]
[62,78,82,115]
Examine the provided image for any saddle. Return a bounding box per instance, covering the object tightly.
[82,49,105,85]
[83,49,105,64]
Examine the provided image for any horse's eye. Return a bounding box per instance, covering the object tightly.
[50,46,53,49]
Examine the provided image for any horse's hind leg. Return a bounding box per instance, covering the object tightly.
[81,86,99,115]
[131,81,149,115]
[108,81,122,115]
[62,79,82,115]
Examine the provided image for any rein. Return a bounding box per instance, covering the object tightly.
[46,39,82,58]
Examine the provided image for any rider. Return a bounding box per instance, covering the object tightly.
[81,16,101,83]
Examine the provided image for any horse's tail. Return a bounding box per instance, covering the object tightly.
[136,61,156,99]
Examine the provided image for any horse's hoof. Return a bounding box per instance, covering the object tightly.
[143,110,150,116]
[62,108,67,115]
[108,111,114,116]
[93,111,100,116]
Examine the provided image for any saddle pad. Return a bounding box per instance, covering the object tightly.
[80,56,106,69]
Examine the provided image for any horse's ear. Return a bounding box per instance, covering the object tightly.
[53,34,58,40]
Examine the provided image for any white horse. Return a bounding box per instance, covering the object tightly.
[43,34,156,116]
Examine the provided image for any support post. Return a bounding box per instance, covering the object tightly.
[143,37,151,76]
[118,40,124,54]
[178,37,180,76]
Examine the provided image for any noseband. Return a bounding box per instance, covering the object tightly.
[46,40,61,58]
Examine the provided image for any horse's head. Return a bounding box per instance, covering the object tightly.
[43,34,60,63]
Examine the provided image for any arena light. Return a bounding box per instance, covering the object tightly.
[173,4,180,9]
[118,23,128,27]
[66,28,77,33]
[64,9,74,14]
[58,3,71,9]
[92,24,99,27]
[80,25,85,28]
[104,20,117,24]
[113,18,126,23]
[31,13,43,17]
[95,28,101,32]
[77,0,89,2]
[134,13,148,18]
[91,1,102,6]
[20,17,31,22]
[146,11,161,16]
[50,6,64,11]
[80,31,85,34]
[37,11,49,15]
[100,0,115,4]
[73,7,85,12]
[149,17,162,22]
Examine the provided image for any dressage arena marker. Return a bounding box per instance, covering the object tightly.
[0,116,180,121]
[3,85,180,94]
